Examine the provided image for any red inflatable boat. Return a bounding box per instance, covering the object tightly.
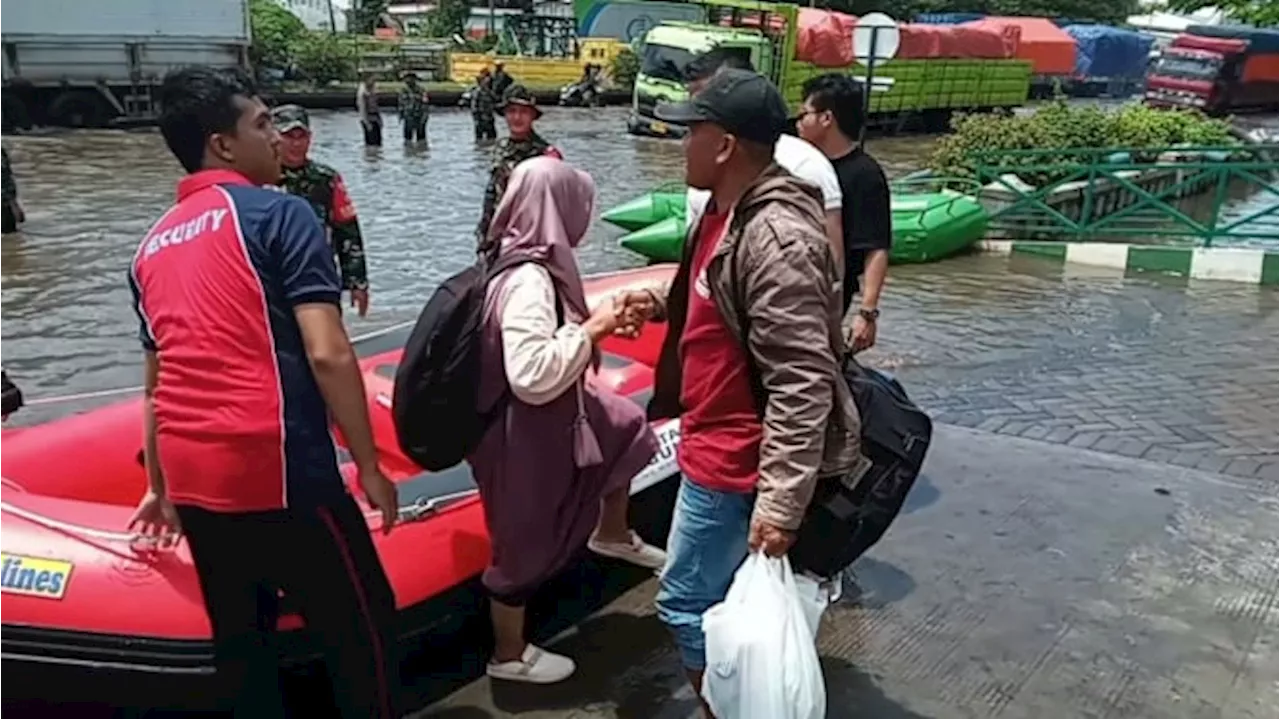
[0,265,680,711]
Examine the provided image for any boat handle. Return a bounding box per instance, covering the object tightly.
[365,489,481,527]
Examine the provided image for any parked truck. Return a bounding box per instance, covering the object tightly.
[2,0,250,129]
[1145,24,1279,114]
[626,0,1033,139]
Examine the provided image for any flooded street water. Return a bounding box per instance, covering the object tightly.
[1,105,1273,413]
[0,106,937,411]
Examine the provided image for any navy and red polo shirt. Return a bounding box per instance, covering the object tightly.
[128,169,345,512]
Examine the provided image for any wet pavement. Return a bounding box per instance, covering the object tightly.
[418,259,1278,719]
[421,425,1278,719]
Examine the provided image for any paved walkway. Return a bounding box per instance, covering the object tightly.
[874,255,1278,480]
[411,254,1278,718]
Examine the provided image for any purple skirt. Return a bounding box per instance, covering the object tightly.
[467,381,658,601]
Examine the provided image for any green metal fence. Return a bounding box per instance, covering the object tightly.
[966,144,1279,247]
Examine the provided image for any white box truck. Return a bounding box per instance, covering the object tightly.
[2,0,251,128]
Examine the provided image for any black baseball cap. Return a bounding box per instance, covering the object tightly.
[654,69,788,145]
[271,104,310,133]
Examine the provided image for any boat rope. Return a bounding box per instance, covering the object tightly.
[0,488,480,549]
[0,500,165,550]
[19,320,416,408]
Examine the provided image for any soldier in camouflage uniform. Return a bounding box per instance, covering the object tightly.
[471,70,497,142]
[398,73,430,144]
[475,85,563,250]
[2,147,24,234]
[271,105,371,317]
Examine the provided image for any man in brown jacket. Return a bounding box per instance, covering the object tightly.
[629,69,869,717]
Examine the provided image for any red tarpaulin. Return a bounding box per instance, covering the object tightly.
[898,23,1016,59]
[795,8,858,67]
[962,17,1076,74]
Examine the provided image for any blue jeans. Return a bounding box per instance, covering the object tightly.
[655,476,753,671]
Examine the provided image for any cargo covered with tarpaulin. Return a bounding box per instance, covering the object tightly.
[795,8,857,67]
[1064,24,1154,79]
[898,23,1016,59]
[963,17,1077,75]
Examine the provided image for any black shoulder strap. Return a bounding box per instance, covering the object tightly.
[486,252,565,325]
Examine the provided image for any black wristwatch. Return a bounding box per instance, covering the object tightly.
[858,307,880,322]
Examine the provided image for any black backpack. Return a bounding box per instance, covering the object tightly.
[728,243,932,578]
[788,357,933,578]
[391,252,546,471]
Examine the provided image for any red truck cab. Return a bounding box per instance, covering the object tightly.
[1145,26,1279,114]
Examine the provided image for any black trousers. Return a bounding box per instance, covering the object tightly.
[2,202,16,234]
[473,116,496,141]
[177,496,400,718]
[362,121,383,147]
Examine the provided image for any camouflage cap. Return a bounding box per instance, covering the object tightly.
[271,104,310,133]
[499,84,542,118]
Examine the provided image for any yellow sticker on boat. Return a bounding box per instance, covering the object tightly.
[651,120,669,134]
[1,553,73,599]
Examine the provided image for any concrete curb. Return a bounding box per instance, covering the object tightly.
[978,240,1279,286]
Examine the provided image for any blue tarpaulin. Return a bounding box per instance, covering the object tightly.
[1064,24,1154,79]
[913,12,986,24]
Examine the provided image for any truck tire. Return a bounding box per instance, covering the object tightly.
[46,90,114,128]
[1,91,33,132]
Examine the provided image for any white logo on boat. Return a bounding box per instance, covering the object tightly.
[631,419,680,494]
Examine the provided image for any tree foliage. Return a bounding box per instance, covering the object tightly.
[249,0,307,71]
[249,0,357,83]
[1166,0,1278,26]
[291,32,358,84]
[352,0,390,34]
[417,0,471,38]
[823,0,1141,25]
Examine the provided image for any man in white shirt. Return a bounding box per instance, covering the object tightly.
[683,51,844,271]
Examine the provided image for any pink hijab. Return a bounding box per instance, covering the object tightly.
[487,156,605,468]
[486,156,596,325]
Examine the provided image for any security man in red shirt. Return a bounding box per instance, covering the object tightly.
[127,66,400,718]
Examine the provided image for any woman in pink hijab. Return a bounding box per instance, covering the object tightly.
[469,157,665,684]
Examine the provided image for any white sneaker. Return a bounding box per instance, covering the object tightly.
[486,644,576,684]
[588,530,667,569]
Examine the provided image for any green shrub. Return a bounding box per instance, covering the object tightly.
[610,48,640,90]
[929,100,1235,186]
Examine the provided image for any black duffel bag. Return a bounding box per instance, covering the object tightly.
[788,356,933,579]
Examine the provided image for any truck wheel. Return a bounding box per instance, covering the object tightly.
[1,92,33,132]
[46,90,113,128]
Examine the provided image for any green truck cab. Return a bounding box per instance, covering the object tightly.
[626,0,1032,138]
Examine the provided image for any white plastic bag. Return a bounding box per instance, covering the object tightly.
[793,571,836,638]
[701,553,826,719]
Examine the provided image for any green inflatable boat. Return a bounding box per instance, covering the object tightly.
[605,186,989,265]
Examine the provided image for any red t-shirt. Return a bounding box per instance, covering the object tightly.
[677,208,763,493]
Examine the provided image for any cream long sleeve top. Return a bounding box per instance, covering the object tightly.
[497,263,594,406]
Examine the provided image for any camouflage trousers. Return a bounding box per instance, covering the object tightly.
[403,114,427,142]
[473,113,496,141]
